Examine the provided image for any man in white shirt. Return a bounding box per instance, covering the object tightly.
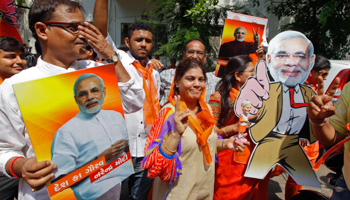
[94,1,160,199]
[0,36,26,200]
[0,0,142,199]
[159,38,221,106]
[51,74,130,200]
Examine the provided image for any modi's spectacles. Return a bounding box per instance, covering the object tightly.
[44,22,84,34]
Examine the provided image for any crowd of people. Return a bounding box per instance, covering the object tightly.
[0,0,348,200]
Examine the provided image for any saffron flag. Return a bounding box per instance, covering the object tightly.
[0,0,23,43]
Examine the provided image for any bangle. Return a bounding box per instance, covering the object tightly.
[163,142,176,154]
[10,156,24,178]
[222,139,227,150]
[223,127,229,137]
[309,117,329,127]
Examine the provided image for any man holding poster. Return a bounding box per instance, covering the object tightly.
[0,0,143,199]
[51,73,130,200]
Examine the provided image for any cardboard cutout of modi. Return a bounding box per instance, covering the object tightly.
[234,30,321,188]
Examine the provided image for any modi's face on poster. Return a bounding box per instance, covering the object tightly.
[268,37,315,87]
[75,77,105,114]
[234,28,246,42]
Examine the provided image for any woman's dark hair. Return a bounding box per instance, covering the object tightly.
[215,55,252,127]
[313,55,331,72]
[173,58,207,96]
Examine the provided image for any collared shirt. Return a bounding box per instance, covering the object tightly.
[0,57,138,200]
[106,35,161,157]
[273,84,307,135]
[51,110,132,200]
[330,82,350,190]
[159,69,221,106]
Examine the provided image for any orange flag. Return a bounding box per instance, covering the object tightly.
[0,0,23,43]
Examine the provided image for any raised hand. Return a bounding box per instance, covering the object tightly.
[235,61,270,116]
[252,27,260,43]
[78,22,114,60]
[173,95,190,135]
[307,76,340,120]
[21,158,56,191]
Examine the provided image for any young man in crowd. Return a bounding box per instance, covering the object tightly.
[94,0,160,199]
[0,36,26,200]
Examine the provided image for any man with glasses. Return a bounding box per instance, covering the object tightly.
[0,0,142,199]
[234,31,321,189]
[159,38,221,106]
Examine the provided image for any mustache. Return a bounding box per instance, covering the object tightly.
[84,99,99,109]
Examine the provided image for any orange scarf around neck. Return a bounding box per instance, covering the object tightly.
[167,79,215,165]
[133,61,160,126]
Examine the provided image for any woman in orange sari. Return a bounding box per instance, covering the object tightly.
[142,58,248,200]
[209,55,270,200]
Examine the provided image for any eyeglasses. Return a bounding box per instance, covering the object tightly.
[186,50,205,57]
[44,22,84,34]
[271,53,308,63]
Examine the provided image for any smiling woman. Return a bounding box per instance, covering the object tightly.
[141,58,248,200]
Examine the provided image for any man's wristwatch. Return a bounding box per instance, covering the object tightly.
[106,52,118,63]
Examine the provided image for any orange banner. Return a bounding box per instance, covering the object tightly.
[90,152,131,183]
[47,156,106,197]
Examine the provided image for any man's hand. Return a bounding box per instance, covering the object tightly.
[253,27,260,43]
[78,22,115,61]
[307,76,340,120]
[99,140,128,161]
[256,44,265,61]
[174,95,190,136]
[151,59,164,70]
[235,61,270,116]
[226,133,250,152]
[21,158,57,191]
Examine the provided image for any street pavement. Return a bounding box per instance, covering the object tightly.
[268,164,334,199]
[121,164,335,199]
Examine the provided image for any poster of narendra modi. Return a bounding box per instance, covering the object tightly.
[216,11,267,78]
[13,64,134,200]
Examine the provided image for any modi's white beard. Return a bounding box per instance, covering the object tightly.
[270,66,310,87]
[236,37,245,42]
[78,94,105,114]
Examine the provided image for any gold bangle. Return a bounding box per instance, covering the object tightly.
[163,142,176,153]
[223,127,229,137]
[222,139,227,150]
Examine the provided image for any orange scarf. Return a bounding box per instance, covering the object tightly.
[133,61,160,126]
[229,88,239,102]
[167,78,215,165]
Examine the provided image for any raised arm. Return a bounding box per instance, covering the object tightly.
[307,76,344,146]
[93,0,109,38]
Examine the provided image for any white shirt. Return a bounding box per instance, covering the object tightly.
[0,57,139,200]
[51,110,132,200]
[106,35,161,157]
[273,84,307,135]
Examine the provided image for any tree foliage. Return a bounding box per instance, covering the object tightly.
[145,0,250,70]
[252,0,350,59]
